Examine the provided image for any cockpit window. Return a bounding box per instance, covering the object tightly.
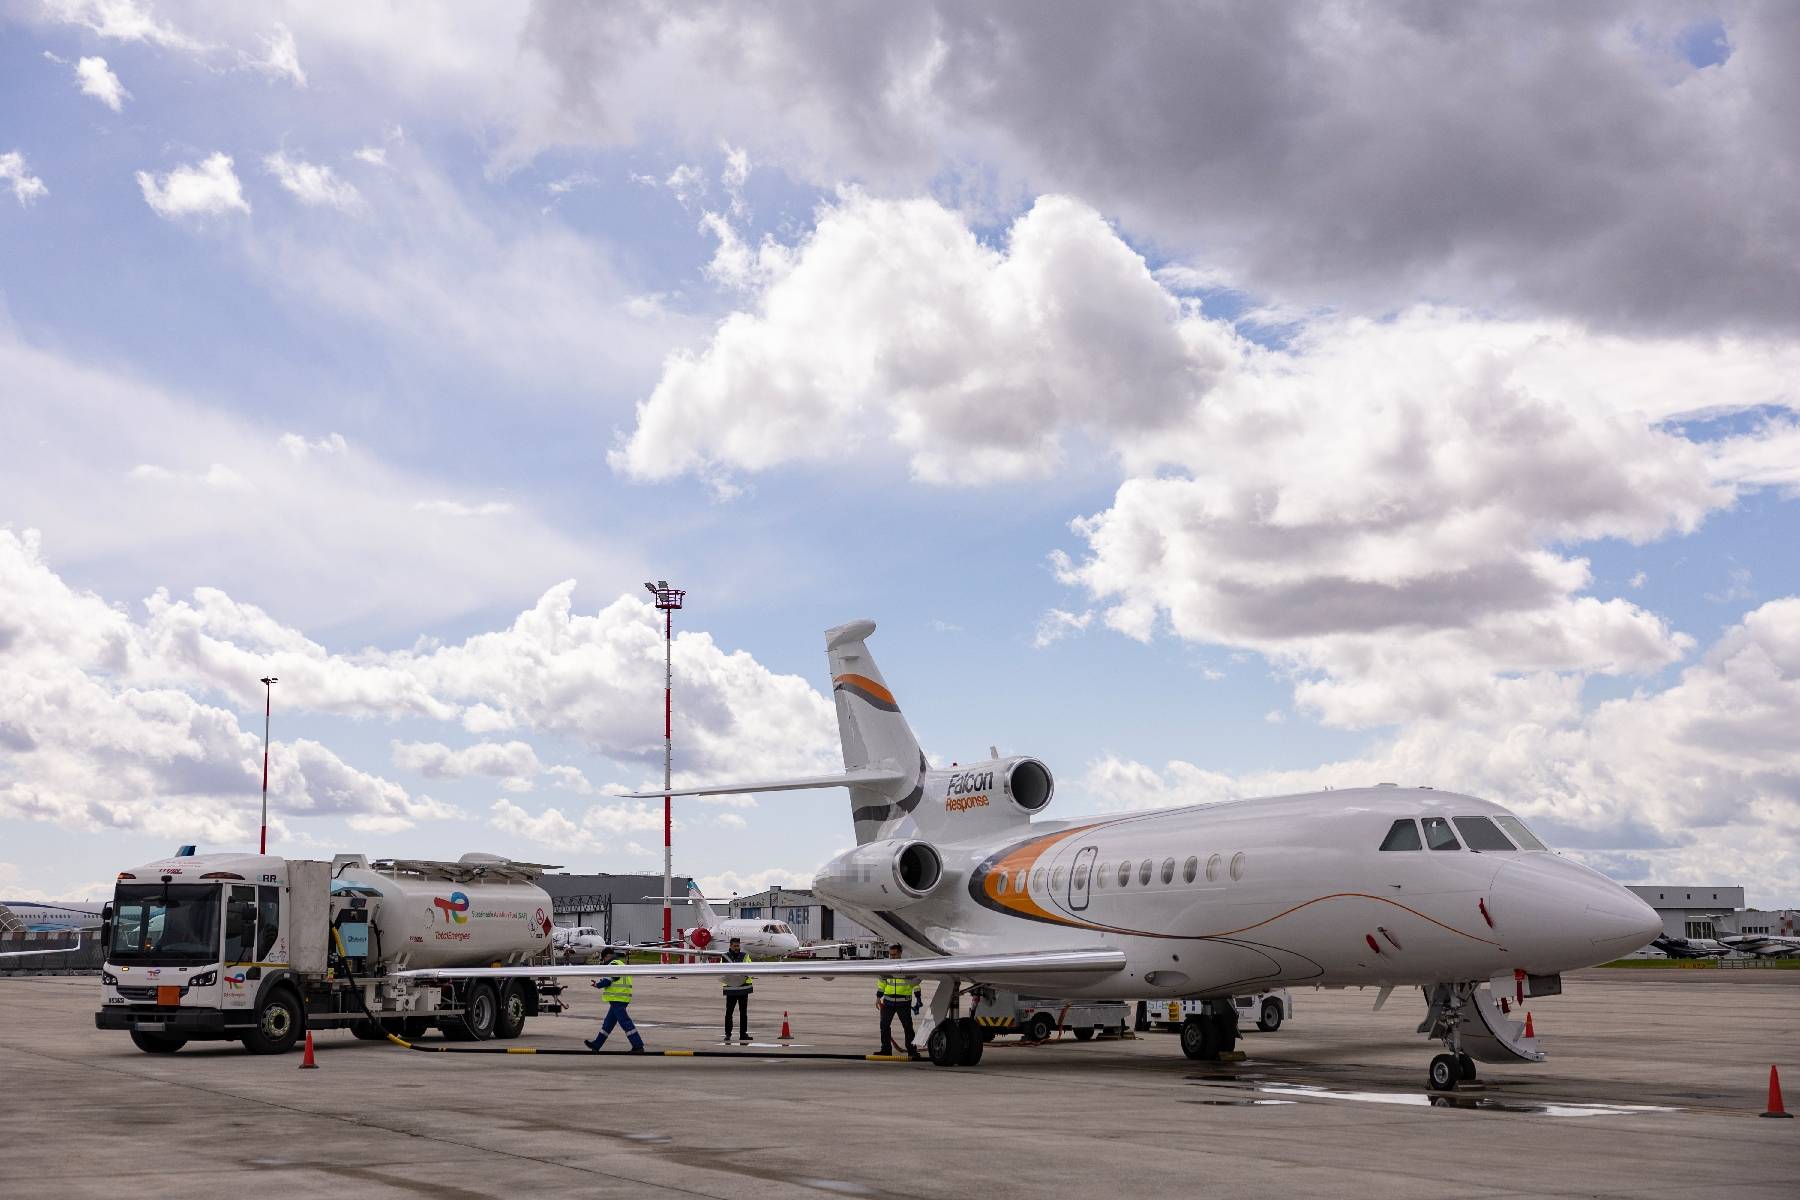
[1379,819,1422,851]
[1421,817,1460,851]
[1492,815,1548,851]
[1453,816,1516,851]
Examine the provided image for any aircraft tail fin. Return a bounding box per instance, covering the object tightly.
[825,620,929,845]
[686,880,720,928]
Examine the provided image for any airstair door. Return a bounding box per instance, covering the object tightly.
[1068,846,1097,912]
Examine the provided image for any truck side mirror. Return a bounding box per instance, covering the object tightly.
[100,903,113,951]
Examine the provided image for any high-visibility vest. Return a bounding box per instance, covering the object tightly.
[721,952,754,990]
[600,959,633,1004]
[878,973,916,1000]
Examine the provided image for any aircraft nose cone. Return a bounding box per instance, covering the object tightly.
[1491,858,1663,970]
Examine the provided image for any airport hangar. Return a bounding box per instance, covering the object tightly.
[1626,884,1797,941]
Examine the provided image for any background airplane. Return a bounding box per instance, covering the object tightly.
[1718,932,1800,958]
[636,882,847,959]
[0,900,103,933]
[0,932,83,959]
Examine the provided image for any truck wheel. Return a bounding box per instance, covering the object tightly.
[456,982,498,1041]
[351,1019,389,1041]
[400,1017,431,1040]
[1023,1012,1055,1043]
[129,1029,187,1054]
[243,989,303,1055]
[495,983,527,1039]
[1257,999,1283,1032]
[1180,1015,1218,1061]
[1072,1027,1095,1042]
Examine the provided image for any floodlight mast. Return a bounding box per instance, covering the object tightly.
[258,676,277,855]
[644,580,686,955]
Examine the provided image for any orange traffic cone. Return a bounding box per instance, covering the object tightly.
[1763,1065,1793,1118]
[1523,1012,1535,1038]
[779,1011,792,1041]
[298,1030,318,1069]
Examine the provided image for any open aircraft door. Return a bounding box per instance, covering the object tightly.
[1068,846,1097,912]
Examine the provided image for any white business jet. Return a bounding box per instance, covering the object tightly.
[631,882,848,959]
[550,926,612,961]
[402,620,1662,1089]
[1718,932,1800,958]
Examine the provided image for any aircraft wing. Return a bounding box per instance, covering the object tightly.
[622,766,907,800]
[400,947,1127,982]
[0,934,81,958]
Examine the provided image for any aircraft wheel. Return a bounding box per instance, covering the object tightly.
[927,1020,963,1067]
[495,983,528,1039]
[1072,1026,1095,1042]
[129,1029,187,1054]
[1023,1011,1055,1043]
[1179,1015,1218,1061]
[956,1018,983,1066]
[1428,1053,1460,1091]
[1457,1052,1478,1082]
[1257,1000,1283,1032]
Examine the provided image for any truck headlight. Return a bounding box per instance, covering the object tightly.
[103,971,118,986]
[189,971,217,988]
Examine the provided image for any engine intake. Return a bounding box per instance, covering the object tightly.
[1004,757,1054,813]
[813,838,945,911]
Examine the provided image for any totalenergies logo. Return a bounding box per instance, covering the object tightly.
[434,892,471,924]
[224,970,247,990]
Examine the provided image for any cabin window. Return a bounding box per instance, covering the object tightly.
[1183,856,1198,883]
[1379,819,1422,851]
[1074,863,1090,890]
[1032,868,1046,892]
[1138,859,1153,886]
[1453,816,1516,851]
[1230,852,1246,881]
[1051,866,1067,892]
[1117,861,1132,888]
[1096,863,1110,888]
[1205,853,1222,882]
[1160,858,1175,885]
[1015,869,1028,893]
[994,872,1009,896]
[1421,817,1461,851]
[1492,815,1548,852]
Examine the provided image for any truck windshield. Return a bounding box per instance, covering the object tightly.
[110,884,221,964]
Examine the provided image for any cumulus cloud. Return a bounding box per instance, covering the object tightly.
[392,740,543,786]
[264,151,359,210]
[615,192,1235,486]
[41,0,202,50]
[279,431,347,459]
[74,56,127,111]
[0,530,446,841]
[1033,608,1092,649]
[619,190,1800,726]
[136,152,249,218]
[251,23,306,86]
[0,151,48,205]
[1076,598,1800,901]
[489,797,669,852]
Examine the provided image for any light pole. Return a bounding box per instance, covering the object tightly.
[258,676,277,855]
[644,580,685,953]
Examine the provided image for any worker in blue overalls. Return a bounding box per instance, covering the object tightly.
[585,950,646,1053]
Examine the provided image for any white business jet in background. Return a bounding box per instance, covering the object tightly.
[635,883,848,959]
[405,619,1662,1090]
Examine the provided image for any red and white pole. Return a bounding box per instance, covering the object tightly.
[662,603,673,950]
[258,675,277,855]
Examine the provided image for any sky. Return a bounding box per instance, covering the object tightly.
[1,1,1797,908]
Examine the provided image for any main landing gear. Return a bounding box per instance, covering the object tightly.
[1178,999,1239,1061]
[922,980,984,1067]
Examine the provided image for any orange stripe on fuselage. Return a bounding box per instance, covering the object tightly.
[981,825,1092,923]
[832,673,895,706]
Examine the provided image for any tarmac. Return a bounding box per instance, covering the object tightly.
[2,967,1794,1199]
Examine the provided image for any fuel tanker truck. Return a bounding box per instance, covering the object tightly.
[95,849,568,1055]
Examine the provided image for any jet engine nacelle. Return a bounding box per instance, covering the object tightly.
[938,756,1055,818]
[813,838,944,911]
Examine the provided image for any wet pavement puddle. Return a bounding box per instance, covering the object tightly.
[1253,1083,1678,1117]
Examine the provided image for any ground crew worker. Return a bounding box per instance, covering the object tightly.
[875,943,922,1059]
[584,951,646,1053]
[721,936,753,1044]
